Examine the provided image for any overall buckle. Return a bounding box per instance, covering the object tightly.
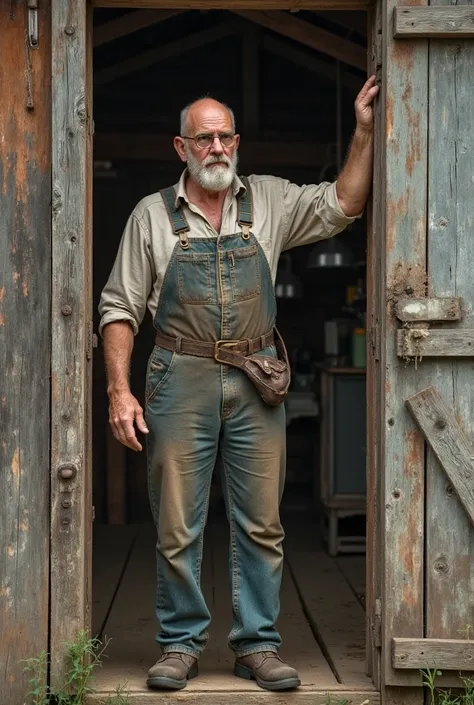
[214,339,240,361]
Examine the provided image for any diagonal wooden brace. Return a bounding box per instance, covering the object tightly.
[406,385,474,527]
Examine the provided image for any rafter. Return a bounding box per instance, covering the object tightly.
[94,23,237,85]
[262,34,362,91]
[93,1,373,9]
[94,9,183,47]
[232,10,366,69]
[94,133,334,166]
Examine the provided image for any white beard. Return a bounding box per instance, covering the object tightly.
[185,145,238,192]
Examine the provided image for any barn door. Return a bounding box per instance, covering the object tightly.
[50,0,93,686]
[375,2,474,700]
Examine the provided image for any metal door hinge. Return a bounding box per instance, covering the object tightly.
[27,0,39,48]
[372,597,382,649]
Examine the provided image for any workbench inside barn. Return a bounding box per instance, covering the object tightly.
[89,518,375,703]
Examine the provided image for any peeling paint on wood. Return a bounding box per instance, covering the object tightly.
[50,0,93,687]
[395,297,461,322]
[381,0,428,693]
[0,3,51,704]
[426,6,474,672]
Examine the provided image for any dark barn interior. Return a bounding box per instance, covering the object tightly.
[90,8,373,697]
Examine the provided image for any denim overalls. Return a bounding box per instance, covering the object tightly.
[145,178,286,659]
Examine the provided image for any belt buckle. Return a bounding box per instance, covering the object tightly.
[214,339,240,361]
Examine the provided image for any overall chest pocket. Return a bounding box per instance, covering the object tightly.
[177,253,212,305]
[229,243,261,302]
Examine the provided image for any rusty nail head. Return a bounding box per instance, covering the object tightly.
[58,463,77,480]
[435,418,446,430]
[405,286,414,295]
[61,304,72,316]
[62,498,71,508]
[65,25,75,35]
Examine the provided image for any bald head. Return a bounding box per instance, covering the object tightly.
[180,98,235,137]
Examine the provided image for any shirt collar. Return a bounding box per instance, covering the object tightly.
[174,168,246,209]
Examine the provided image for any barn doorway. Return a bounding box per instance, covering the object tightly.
[89,6,374,698]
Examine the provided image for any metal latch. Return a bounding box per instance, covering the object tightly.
[27,0,39,48]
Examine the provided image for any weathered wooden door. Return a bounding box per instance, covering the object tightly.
[368,2,474,702]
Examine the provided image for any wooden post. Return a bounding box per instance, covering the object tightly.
[379,0,428,698]
[50,0,93,685]
[0,3,51,703]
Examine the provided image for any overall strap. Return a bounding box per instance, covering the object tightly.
[237,176,253,239]
[160,186,190,249]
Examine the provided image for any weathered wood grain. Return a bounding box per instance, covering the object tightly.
[406,386,474,528]
[233,10,367,69]
[392,638,474,670]
[87,690,381,704]
[93,9,183,46]
[380,0,428,693]
[93,0,373,9]
[0,4,51,703]
[366,2,382,687]
[93,133,334,165]
[397,329,474,357]
[394,7,474,39]
[51,0,93,686]
[94,23,237,85]
[395,297,461,322]
[425,7,474,675]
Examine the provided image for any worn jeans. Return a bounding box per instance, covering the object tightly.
[145,346,286,657]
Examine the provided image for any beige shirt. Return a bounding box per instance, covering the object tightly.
[98,170,357,336]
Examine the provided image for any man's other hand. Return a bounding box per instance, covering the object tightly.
[355,75,379,133]
[109,389,149,452]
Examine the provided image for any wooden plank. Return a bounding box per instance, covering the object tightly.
[242,25,260,137]
[285,548,371,687]
[94,0,373,9]
[94,9,183,46]
[392,638,474,671]
[335,556,366,601]
[397,329,474,358]
[51,0,93,685]
[94,133,333,165]
[233,10,367,69]
[94,23,237,85]
[395,297,461,322]
[106,426,127,524]
[379,0,428,692]
[262,35,362,92]
[88,691,380,704]
[92,525,138,636]
[425,8,474,688]
[0,3,51,703]
[366,2,382,687]
[394,7,474,39]
[406,386,474,528]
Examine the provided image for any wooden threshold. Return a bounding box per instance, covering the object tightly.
[93,1,372,10]
[89,521,376,703]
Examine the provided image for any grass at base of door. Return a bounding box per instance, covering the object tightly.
[422,667,474,705]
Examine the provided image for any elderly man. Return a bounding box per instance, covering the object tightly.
[99,76,378,692]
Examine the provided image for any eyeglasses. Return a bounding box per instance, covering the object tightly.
[181,132,236,150]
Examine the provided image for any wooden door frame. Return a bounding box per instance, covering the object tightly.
[50,0,381,690]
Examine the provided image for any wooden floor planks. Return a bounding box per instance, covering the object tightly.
[89,521,376,704]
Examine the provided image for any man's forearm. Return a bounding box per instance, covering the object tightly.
[103,321,134,394]
[336,127,374,217]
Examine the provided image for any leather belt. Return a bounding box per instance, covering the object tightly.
[154,329,275,359]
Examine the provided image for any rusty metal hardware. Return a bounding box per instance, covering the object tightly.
[57,462,78,480]
[27,0,38,48]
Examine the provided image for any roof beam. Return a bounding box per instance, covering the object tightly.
[94,133,334,166]
[262,34,362,91]
[232,10,366,69]
[94,23,237,85]
[94,9,183,47]
[94,1,372,9]
[314,10,367,36]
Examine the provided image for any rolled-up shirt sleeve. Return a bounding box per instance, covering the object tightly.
[98,213,154,337]
[281,179,359,251]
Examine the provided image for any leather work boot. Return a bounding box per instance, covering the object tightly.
[147,652,198,690]
[234,651,301,691]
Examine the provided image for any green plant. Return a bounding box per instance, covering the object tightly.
[22,630,129,705]
[420,668,474,705]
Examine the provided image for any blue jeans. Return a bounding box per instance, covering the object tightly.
[145,345,286,657]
